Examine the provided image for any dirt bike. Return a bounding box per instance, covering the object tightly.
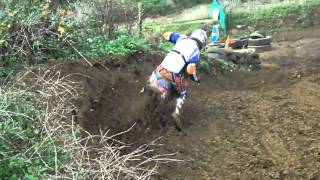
[142,82,182,131]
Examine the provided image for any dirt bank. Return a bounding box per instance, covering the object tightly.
[59,27,320,179]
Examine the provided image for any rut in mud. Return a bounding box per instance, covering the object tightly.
[61,27,320,179]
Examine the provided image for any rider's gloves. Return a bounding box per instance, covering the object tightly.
[163,32,173,41]
[190,73,200,84]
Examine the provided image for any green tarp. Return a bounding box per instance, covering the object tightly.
[209,0,226,34]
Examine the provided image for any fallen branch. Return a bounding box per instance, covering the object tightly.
[66,39,93,67]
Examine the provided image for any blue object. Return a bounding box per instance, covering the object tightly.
[211,26,219,43]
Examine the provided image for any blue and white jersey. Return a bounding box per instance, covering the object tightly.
[161,33,200,73]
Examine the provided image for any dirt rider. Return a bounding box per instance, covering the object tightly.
[148,29,207,130]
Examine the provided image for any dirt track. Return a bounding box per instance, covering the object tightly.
[153,27,320,179]
[61,27,320,179]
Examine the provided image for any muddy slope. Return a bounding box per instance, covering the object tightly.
[60,27,320,179]
[56,53,162,136]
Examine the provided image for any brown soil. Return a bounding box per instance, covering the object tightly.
[60,27,320,179]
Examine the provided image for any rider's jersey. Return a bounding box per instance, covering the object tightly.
[161,33,200,73]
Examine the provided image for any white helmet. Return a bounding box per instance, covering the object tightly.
[190,29,207,47]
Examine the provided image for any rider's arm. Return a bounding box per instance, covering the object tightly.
[162,32,187,44]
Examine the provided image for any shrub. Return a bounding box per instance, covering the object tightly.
[0,84,68,178]
[0,0,154,81]
[107,34,150,55]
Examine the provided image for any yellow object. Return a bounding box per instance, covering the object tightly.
[163,31,172,41]
[58,26,65,33]
[186,63,197,75]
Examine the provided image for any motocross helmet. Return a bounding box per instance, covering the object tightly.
[190,29,207,49]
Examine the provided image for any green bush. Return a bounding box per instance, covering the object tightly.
[0,91,68,179]
[0,0,153,80]
[105,34,150,55]
[78,34,150,58]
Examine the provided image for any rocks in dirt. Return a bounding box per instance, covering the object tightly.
[206,47,261,71]
[309,74,320,83]
[293,70,303,79]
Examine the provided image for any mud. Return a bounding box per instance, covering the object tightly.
[61,27,320,179]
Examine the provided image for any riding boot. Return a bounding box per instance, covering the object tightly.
[171,98,184,131]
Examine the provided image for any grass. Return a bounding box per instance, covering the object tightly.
[146,0,317,23]
[226,0,320,32]
[144,4,209,24]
